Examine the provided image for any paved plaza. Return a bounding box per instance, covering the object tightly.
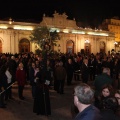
[0,80,82,120]
[0,78,119,120]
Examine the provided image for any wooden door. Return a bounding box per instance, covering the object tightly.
[19,39,30,53]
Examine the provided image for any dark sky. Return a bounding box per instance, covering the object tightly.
[0,0,120,27]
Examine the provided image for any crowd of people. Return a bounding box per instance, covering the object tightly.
[0,51,120,119]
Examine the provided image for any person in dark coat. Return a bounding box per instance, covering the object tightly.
[7,56,17,83]
[0,65,8,108]
[33,67,51,116]
[73,83,102,120]
[81,58,90,83]
[112,58,120,86]
[100,97,119,120]
[88,55,96,81]
[114,90,120,117]
[55,61,66,94]
[95,54,102,75]
[45,59,52,86]
[53,60,59,91]
[73,57,80,81]
[94,67,113,97]
[29,62,36,98]
[66,58,74,85]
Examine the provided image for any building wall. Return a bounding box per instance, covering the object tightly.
[103,18,120,42]
[0,12,115,54]
[0,29,36,54]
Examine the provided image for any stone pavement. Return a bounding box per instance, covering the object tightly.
[0,80,84,120]
[0,79,119,120]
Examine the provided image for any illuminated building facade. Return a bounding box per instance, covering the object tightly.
[0,12,115,54]
[101,17,120,52]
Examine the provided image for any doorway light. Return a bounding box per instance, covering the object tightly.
[85,40,90,43]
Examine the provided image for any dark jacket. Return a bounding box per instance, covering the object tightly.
[101,109,120,120]
[94,73,113,97]
[29,67,35,85]
[81,63,90,83]
[55,66,66,80]
[74,105,102,120]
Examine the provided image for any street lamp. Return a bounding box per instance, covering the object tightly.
[9,18,13,24]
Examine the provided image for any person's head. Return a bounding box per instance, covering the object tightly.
[68,58,72,64]
[18,62,24,69]
[11,55,15,60]
[101,84,113,98]
[103,97,119,112]
[31,62,36,69]
[114,90,120,105]
[83,58,88,65]
[102,67,110,75]
[58,61,63,66]
[35,60,39,65]
[74,83,94,107]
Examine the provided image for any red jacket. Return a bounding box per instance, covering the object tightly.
[16,69,26,86]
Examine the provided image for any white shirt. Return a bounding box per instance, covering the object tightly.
[5,70,12,84]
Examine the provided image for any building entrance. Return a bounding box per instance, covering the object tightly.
[19,39,30,53]
[66,40,74,54]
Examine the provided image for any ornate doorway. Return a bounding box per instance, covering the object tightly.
[0,40,2,53]
[100,41,105,53]
[19,39,30,53]
[66,40,74,54]
[84,40,91,55]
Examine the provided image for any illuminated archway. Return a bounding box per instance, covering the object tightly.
[66,40,74,54]
[84,40,91,55]
[19,38,30,53]
[100,41,105,53]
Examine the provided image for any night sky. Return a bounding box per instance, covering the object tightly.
[0,0,120,27]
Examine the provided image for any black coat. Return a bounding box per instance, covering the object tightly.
[29,67,35,85]
[33,84,51,115]
[101,109,119,120]
[81,63,89,83]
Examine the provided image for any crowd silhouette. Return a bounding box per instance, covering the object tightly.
[0,51,120,119]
